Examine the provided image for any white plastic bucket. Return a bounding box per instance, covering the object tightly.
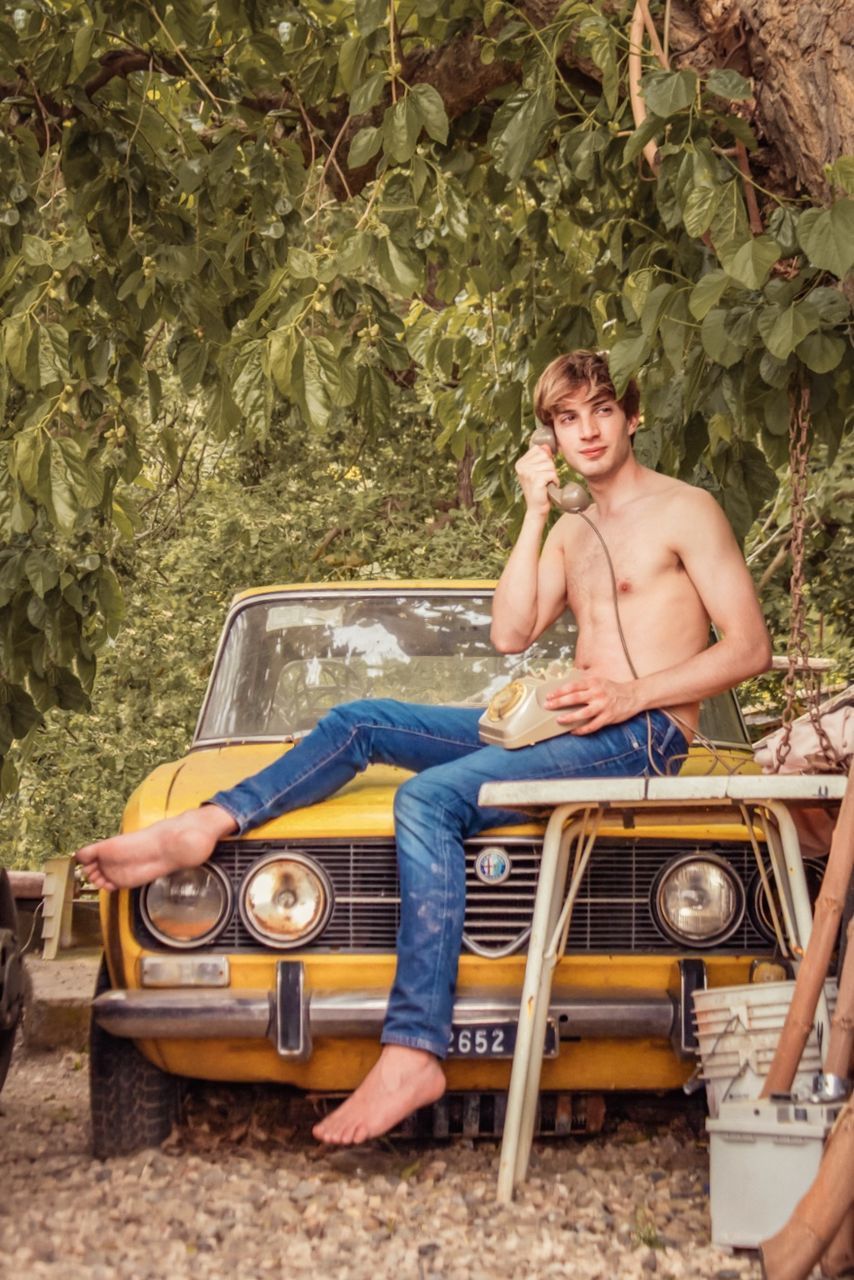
[693,979,837,1117]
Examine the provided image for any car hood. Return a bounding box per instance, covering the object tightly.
[123,739,756,842]
[139,744,410,839]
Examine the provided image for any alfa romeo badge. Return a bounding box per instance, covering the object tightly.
[474,847,512,885]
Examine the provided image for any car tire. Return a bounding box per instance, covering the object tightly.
[90,959,183,1158]
[0,869,23,1093]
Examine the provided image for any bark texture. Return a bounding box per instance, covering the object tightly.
[736,0,854,199]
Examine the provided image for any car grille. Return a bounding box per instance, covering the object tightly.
[133,837,773,956]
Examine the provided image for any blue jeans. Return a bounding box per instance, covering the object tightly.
[208,701,687,1059]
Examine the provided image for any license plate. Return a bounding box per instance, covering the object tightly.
[447,1020,558,1059]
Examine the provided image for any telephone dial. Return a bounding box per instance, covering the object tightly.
[478,424,629,750]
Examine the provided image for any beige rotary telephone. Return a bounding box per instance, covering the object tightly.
[478,424,635,749]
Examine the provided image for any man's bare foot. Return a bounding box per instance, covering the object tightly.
[312,1045,446,1146]
[75,805,238,892]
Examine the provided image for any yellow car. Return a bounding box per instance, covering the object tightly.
[91,581,786,1156]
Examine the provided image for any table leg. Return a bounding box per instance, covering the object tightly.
[497,803,578,1203]
[762,801,832,1053]
[513,811,602,1185]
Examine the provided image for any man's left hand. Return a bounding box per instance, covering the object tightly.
[544,675,640,735]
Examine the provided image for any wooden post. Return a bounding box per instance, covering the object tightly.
[821,1205,854,1278]
[824,916,854,1081]
[761,768,854,1098]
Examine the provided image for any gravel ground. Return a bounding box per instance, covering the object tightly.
[0,1046,768,1280]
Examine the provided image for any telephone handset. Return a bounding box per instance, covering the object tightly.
[528,424,591,515]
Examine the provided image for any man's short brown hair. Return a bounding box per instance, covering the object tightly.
[534,350,640,427]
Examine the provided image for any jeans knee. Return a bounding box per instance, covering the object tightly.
[394,773,467,835]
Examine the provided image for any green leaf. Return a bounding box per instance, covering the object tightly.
[300,339,333,430]
[759,302,820,359]
[56,438,104,507]
[708,179,750,258]
[491,89,556,184]
[232,342,271,442]
[701,308,746,367]
[708,413,732,448]
[578,16,618,113]
[70,24,95,78]
[376,237,423,294]
[383,96,421,164]
[350,72,385,117]
[12,430,46,501]
[176,337,208,392]
[410,84,449,145]
[206,378,240,438]
[334,231,370,274]
[759,349,791,389]
[97,566,125,637]
[705,69,753,101]
[639,283,673,338]
[47,440,79,533]
[287,247,317,280]
[642,69,697,118]
[607,334,651,397]
[682,183,722,238]
[796,332,845,373]
[689,270,730,320]
[21,235,51,266]
[797,200,854,277]
[339,35,367,93]
[268,327,296,399]
[826,156,854,196]
[8,685,41,738]
[355,0,386,35]
[720,235,781,289]
[0,553,24,599]
[24,549,59,598]
[348,125,382,168]
[767,206,799,255]
[804,286,850,325]
[3,313,36,387]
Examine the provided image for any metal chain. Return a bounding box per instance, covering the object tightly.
[776,385,840,772]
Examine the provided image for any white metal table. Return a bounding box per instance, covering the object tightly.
[476,773,848,1203]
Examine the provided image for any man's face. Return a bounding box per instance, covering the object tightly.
[550,384,638,480]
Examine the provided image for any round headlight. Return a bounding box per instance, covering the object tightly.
[749,858,823,943]
[239,853,333,948]
[141,865,232,949]
[653,855,744,947]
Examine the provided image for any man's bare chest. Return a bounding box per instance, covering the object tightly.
[563,523,684,611]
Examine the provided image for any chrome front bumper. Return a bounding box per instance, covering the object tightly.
[92,960,704,1062]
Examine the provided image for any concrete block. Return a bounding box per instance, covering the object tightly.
[22,950,101,1052]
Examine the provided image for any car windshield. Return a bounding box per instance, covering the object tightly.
[195,590,748,746]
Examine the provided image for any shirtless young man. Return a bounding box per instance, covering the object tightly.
[76,350,772,1146]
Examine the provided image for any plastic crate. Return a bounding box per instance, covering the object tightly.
[693,979,837,1117]
[707,1097,841,1248]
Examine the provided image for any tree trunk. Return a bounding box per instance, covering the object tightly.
[735,0,854,200]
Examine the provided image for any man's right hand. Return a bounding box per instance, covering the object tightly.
[515,442,559,518]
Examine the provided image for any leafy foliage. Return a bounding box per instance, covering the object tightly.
[0,0,852,790]
[0,424,505,867]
